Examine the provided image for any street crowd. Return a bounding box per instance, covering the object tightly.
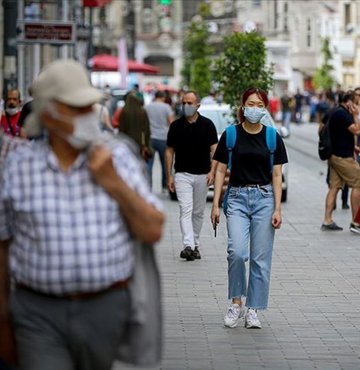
[0,58,359,370]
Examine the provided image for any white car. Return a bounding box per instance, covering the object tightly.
[198,104,288,202]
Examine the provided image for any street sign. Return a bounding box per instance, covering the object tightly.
[17,21,76,45]
[83,0,112,7]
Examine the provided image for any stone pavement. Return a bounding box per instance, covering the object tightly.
[114,122,360,370]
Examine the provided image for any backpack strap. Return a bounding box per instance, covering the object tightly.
[265,125,277,172]
[225,125,237,170]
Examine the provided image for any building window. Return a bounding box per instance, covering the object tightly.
[144,55,174,76]
[252,0,262,7]
[344,3,351,27]
[274,0,278,29]
[283,2,288,32]
[306,18,312,48]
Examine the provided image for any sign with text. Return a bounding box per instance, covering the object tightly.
[18,21,76,45]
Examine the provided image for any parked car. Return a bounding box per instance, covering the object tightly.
[169,104,288,202]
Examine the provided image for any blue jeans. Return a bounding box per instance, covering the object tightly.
[281,111,291,132]
[226,184,275,309]
[147,138,167,190]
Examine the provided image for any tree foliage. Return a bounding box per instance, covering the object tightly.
[213,31,273,113]
[313,37,334,91]
[181,16,213,98]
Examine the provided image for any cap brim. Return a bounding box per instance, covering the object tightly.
[57,87,103,107]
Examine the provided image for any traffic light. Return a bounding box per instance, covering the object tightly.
[159,0,172,5]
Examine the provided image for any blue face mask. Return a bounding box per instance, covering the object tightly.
[244,107,266,124]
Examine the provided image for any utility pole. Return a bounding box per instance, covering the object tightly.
[3,0,18,96]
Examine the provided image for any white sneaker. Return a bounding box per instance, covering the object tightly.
[350,222,360,234]
[245,308,262,329]
[224,303,245,328]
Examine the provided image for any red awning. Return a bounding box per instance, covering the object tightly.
[83,0,112,7]
[89,54,160,75]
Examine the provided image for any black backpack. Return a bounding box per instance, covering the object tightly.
[318,105,339,161]
[318,120,332,160]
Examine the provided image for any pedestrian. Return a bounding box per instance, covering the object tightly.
[118,93,153,163]
[0,89,25,138]
[0,59,165,370]
[145,91,174,191]
[94,100,114,133]
[210,87,288,329]
[17,87,33,130]
[294,88,304,124]
[319,92,350,210]
[201,89,217,105]
[166,90,218,261]
[280,91,292,135]
[321,90,360,233]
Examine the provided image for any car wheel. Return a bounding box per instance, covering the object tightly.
[281,189,287,202]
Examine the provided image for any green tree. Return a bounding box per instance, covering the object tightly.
[213,31,273,113]
[181,15,213,97]
[313,37,334,90]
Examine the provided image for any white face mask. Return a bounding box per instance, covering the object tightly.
[6,107,19,116]
[47,104,102,150]
[244,107,266,124]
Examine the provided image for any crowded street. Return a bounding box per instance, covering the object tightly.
[114,122,360,370]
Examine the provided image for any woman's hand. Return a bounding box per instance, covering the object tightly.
[211,205,220,229]
[272,209,282,229]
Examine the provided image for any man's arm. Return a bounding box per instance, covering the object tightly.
[0,239,17,365]
[207,143,218,185]
[348,103,360,135]
[88,147,165,244]
[167,114,174,125]
[165,147,175,192]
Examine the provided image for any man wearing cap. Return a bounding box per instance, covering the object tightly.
[0,60,165,370]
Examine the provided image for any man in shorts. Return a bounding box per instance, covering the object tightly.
[321,90,360,233]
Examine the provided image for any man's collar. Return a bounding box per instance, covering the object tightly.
[43,143,88,173]
[185,112,199,124]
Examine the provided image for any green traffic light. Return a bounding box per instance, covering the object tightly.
[159,0,172,5]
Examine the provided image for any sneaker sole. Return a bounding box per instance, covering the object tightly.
[245,322,262,329]
[350,228,360,234]
[224,320,239,328]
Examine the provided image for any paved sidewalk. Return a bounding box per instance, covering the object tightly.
[114,123,360,370]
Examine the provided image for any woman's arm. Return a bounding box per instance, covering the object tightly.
[271,164,283,229]
[211,161,227,228]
